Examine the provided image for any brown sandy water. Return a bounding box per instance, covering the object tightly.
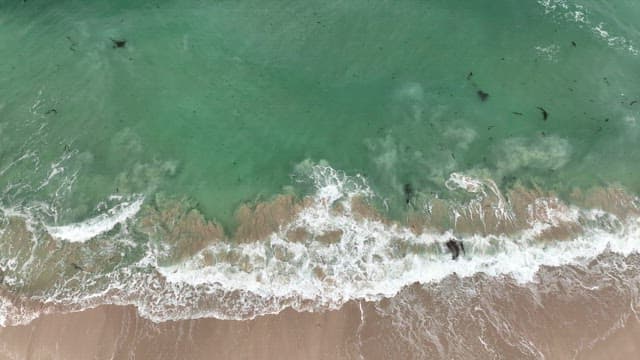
[1,181,640,359]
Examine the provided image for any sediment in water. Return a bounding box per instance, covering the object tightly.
[1,165,639,327]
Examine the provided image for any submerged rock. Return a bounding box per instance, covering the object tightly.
[536,106,549,120]
[111,39,127,48]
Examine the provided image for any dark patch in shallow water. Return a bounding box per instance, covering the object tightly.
[403,183,414,205]
[477,90,489,101]
[536,106,548,120]
[71,263,84,272]
[111,38,127,48]
[446,239,464,260]
[66,36,77,51]
[502,175,517,188]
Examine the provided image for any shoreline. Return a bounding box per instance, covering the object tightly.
[0,303,364,360]
[1,297,639,360]
[2,252,640,359]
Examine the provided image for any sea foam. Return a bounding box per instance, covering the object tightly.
[46,197,143,243]
[138,165,640,321]
[3,164,640,325]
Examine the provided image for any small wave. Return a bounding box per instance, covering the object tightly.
[125,166,640,321]
[45,197,143,243]
[2,164,640,325]
[538,0,639,55]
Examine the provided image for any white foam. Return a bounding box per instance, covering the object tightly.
[537,0,639,55]
[46,197,143,243]
[0,296,40,327]
[445,172,485,193]
[157,214,638,308]
[535,44,560,62]
[8,163,640,325]
[144,165,640,320]
[445,172,513,224]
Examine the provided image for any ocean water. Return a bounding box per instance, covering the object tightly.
[1,0,640,339]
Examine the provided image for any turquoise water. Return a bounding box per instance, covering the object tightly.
[2,0,639,224]
[1,0,640,323]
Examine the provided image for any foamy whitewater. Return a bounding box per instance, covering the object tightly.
[144,165,640,319]
[46,197,143,243]
[2,163,639,326]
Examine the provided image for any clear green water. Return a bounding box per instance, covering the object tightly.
[0,0,640,322]
[1,0,639,228]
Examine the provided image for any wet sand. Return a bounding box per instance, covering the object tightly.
[578,315,640,360]
[0,303,363,360]
[0,303,638,360]
[2,253,640,360]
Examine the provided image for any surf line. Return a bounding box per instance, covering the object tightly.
[46,197,144,243]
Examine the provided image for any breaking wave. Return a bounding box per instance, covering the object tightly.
[46,197,144,243]
[1,163,640,326]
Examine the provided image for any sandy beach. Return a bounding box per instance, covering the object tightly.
[0,303,362,360]
[2,254,640,360]
[1,304,638,360]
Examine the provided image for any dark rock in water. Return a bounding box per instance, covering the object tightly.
[571,41,577,47]
[466,71,473,80]
[45,108,57,115]
[446,238,465,260]
[502,175,517,188]
[403,183,414,204]
[631,100,638,106]
[512,111,523,116]
[111,39,127,48]
[536,106,548,120]
[477,90,489,101]
[66,36,77,51]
